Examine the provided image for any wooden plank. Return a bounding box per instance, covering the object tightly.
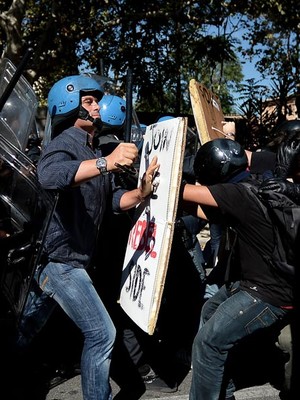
[189,79,225,144]
[120,117,187,334]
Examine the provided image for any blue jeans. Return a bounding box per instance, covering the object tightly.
[180,215,207,282]
[189,283,288,400]
[203,223,222,268]
[203,223,222,299]
[19,262,116,400]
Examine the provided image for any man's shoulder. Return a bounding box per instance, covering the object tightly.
[238,181,267,213]
[62,126,87,141]
[238,178,260,191]
[210,179,259,195]
[208,182,250,209]
[208,180,265,218]
[44,127,87,150]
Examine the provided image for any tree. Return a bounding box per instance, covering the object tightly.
[0,0,244,114]
[236,0,299,123]
[0,0,25,62]
[0,0,105,102]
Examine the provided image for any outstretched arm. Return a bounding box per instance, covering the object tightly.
[179,183,218,220]
[73,142,138,185]
[183,183,218,207]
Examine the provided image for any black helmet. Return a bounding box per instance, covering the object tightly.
[275,129,300,178]
[275,119,300,134]
[193,139,248,185]
[267,119,300,150]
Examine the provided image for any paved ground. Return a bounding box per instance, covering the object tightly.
[46,370,282,400]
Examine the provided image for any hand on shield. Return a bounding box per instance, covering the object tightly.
[138,156,160,200]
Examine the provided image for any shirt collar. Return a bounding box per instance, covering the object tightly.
[227,170,250,183]
[69,127,93,148]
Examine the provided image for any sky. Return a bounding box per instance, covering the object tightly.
[231,62,274,113]
[231,27,273,110]
[241,54,272,88]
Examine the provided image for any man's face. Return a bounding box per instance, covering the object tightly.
[76,94,101,130]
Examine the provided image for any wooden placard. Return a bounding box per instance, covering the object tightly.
[120,117,187,334]
[189,79,225,144]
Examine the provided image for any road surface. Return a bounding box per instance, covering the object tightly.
[46,370,282,400]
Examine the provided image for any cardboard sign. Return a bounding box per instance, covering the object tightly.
[120,117,187,334]
[189,79,225,144]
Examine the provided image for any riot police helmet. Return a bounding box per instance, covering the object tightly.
[47,75,104,137]
[99,94,126,131]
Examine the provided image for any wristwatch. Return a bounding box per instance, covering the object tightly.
[96,157,109,175]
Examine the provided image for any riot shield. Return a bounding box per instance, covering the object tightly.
[0,134,55,324]
[0,58,38,152]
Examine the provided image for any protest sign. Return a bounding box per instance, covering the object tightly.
[189,79,225,144]
[120,117,187,334]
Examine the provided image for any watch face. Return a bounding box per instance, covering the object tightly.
[97,158,105,167]
[96,157,108,174]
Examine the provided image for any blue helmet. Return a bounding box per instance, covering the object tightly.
[157,115,175,123]
[48,75,103,118]
[99,95,126,129]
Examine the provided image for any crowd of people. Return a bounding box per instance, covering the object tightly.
[6,72,300,400]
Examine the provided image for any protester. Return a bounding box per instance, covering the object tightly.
[181,137,298,400]
[189,119,300,398]
[202,119,300,299]
[17,74,159,400]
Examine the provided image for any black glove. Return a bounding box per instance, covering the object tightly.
[275,147,292,178]
[258,178,300,204]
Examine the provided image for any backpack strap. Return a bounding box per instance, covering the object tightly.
[241,182,298,278]
[240,182,270,221]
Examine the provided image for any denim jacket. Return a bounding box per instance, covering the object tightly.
[37,127,126,269]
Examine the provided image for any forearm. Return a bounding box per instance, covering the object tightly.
[73,159,101,185]
[183,183,218,207]
[119,188,147,210]
[73,141,140,185]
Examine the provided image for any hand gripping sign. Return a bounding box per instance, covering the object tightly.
[189,79,225,144]
[120,117,187,334]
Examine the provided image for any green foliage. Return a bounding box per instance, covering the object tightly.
[237,0,299,95]
[0,0,298,136]
[0,0,244,112]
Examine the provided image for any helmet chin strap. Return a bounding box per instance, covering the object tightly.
[78,106,103,130]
